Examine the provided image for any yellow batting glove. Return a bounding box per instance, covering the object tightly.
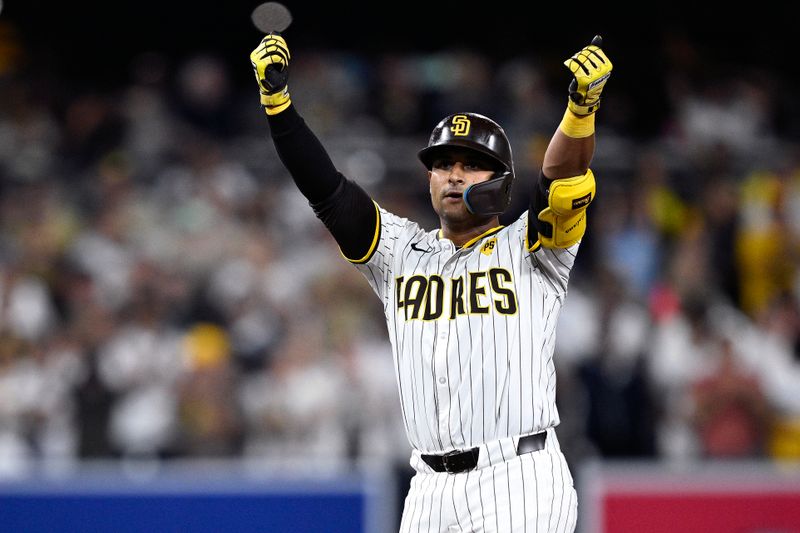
[563,35,612,116]
[250,34,291,115]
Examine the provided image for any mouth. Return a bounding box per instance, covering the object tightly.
[443,191,463,202]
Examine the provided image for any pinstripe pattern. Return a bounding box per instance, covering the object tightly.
[400,447,577,532]
[354,207,578,532]
[354,208,576,453]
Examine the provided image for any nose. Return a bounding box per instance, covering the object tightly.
[448,162,466,182]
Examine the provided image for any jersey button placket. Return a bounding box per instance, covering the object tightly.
[434,325,450,442]
[434,328,448,386]
[435,258,454,387]
[434,257,456,442]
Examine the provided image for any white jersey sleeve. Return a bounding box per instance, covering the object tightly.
[520,211,580,294]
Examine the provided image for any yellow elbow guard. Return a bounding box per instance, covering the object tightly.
[536,169,595,248]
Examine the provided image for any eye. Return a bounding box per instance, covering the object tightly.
[464,160,491,171]
[433,159,454,170]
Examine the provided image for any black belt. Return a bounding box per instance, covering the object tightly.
[421,431,547,474]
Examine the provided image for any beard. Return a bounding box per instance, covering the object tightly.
[434,197,494,231]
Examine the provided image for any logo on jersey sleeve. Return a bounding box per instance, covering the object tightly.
[395,268,517,320]
[450,115,471,136]
[410,241,432,253]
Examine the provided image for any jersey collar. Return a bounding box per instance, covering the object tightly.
[438,225,504,250]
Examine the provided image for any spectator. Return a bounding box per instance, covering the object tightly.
[691,338,771,458]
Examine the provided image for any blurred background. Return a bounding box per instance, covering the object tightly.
[1,1,800,531]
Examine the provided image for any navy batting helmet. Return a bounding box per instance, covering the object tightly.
[418,112,515,216]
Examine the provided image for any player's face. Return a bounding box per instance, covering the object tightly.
[428,150,496,225]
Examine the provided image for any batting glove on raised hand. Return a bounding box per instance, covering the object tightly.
[250,33,291,115]
[564,35,612,116]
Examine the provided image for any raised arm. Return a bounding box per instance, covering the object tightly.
[541,129,595,180]
[532,35,612,249]
[250,34,378,261]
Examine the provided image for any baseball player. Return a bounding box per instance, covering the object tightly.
[251,33,611,533]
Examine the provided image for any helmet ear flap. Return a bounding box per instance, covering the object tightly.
[463,171,514,216]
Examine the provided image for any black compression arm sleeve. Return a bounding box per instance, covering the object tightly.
[312,178,378,261]
[266,104,341,203]
[266,105,377,258]
[528,171,553,246]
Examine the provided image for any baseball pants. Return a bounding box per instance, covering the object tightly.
[399,428,578,533]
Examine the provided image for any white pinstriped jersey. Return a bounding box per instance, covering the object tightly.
[350,205,579,454]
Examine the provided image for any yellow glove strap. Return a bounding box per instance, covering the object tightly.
[567,97,601,117]
[264,101,291,115]
[261,89,291,115]
[559,108,595,138]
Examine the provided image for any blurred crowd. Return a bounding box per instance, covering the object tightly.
[1,22,800,480]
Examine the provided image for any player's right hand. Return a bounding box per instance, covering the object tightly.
[250,34,291,115]
[564,35,612,116]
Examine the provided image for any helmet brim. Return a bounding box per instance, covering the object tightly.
[418,142,510,173]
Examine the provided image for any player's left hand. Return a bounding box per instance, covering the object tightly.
[250,33,292,115]
[564,35,612,116]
